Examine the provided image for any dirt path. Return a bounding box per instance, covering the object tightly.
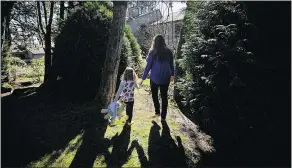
[129,87,215,167]
[12,84,214,167]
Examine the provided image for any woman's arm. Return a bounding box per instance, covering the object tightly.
[113,81,125,102]
[141,52,153,80]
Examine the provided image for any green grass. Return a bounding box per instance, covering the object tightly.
[2,82,12,88]
[25,85,210,167]
[142,78,150,86]
[4,57,44,86]
[29,132,84,167]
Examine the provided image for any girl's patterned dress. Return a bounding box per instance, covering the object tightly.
[120,80,136,102]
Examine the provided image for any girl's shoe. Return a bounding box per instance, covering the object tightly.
[127,121,134,125]
[104,114,110,119]
[101,109,108,113]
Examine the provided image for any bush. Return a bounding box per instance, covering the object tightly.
[124,25,144,76]
[2,55,28,83]
[180,1,258,132]
[50,2,112,101]
[50,2,141,101]
[2,82,12,89]
[174,1,205,107]
[30,58,44,82]
[177,1,291,166]
[116,34,132,89]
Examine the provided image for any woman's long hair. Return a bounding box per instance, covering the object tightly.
[149,34,172,62]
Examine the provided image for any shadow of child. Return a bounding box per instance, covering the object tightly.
[104,123,133,167]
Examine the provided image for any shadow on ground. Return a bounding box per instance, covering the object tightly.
[1,86,106,167]
[131,120,188,167]
[2,86,196,167]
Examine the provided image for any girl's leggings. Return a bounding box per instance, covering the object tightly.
[125,101,134,122]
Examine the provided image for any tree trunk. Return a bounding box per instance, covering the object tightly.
[44,32,51,82]
[1,1,15,52]
[94,1,128,108]
[60,1,64,20]
[43,2,54,83]
[1,1,15,84]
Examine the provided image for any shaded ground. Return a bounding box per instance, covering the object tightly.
[2,81,214,167]
[1,85,91,167]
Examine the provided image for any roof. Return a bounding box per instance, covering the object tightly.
[151,8,185,25]
[127,9,163,24]
[11,45,45,54]
[28,47,45,54]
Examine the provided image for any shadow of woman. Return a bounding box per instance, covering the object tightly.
[146,120,188,167]
[148,120,162,166]
[104,123,133,167]
[120,120,188,167]
[160,120,187,167]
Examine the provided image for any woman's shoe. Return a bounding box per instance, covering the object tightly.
[152,114,160,118]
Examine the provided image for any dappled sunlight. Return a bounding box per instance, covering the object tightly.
[93,155,107,167]
[29,131,84,167]
[91,96,203,167]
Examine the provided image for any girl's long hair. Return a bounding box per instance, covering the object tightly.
[149,34,172,62]
[123,67,138,83]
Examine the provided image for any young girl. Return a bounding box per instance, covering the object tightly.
[113,67,140,125]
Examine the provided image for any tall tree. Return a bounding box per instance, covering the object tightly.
[10,2,39,48]
[37,1,54,82]
[95,1,128,108]
[60,1,64,20]
[1,1,15,51]
[1,1,15,83]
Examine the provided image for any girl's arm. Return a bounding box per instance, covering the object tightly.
[133,72,141,89]
[141,52,153,81]
[113,81,125,102]
[135,82,141,89]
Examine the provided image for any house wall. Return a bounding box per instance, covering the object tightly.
[25,51,33,59]
[127,9,162,34]
[148,20,183,51]
[33,54,44,59]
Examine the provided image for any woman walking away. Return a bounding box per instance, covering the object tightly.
[140,35,174,121]
[114,67,140,125]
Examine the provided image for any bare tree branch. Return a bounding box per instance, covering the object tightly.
[48,2,54,27]
[42,2,48,26]
[36,1,45,36]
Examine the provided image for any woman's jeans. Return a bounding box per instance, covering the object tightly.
[150,80,169,119]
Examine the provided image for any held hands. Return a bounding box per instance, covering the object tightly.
[170,76,174,82]
[139,79,144,86]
